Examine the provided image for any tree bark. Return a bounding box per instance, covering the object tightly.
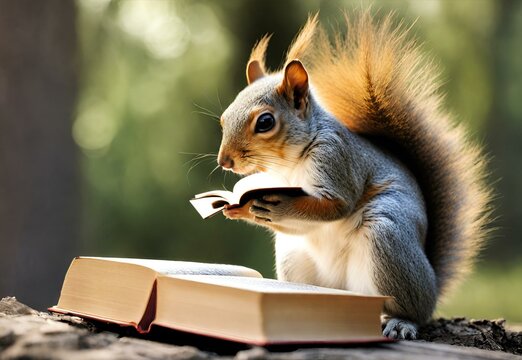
[0,0,78,310]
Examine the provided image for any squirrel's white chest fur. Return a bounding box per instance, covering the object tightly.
[274,213,380,295]
[268,164,380,296]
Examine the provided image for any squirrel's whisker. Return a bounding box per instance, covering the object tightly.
[180,152,218,166]
[207,164,221,181]
[193,103,221,121]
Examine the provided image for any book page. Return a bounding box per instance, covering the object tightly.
[167,275,386,297]
[81,257,263,278]
[189,196,229,219]
[232,172,291,201]
[192,189,234,202]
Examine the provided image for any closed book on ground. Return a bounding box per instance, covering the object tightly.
[50,257,389,345]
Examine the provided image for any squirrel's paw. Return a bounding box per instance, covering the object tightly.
[249,194,293,223]
[223,204,252,220]
[382,318,417,340]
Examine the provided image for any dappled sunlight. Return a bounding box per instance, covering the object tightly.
[117,1,190,59]
[73,99,119,153]
[408,0,441,17]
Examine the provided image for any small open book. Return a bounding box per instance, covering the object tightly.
[50,257,389,345]
[190,173,305,219]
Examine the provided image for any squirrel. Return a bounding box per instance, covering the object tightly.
[216,11,492,339]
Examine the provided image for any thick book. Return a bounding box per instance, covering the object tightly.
[190,173,305,219]
[50,257,389,345]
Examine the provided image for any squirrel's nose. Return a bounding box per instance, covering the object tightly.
[218,154,234,169]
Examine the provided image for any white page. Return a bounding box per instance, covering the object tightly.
[232,172,290,199]
[81,257,263,278]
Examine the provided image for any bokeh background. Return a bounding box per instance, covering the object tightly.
[1,0,521,324]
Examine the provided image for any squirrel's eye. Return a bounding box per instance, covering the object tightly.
[255,113,275,133]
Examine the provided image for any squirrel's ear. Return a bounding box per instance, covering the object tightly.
[246,60,265,84]
[279,60,309,113]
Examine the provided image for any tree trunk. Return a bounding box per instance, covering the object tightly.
[0,0,78,310]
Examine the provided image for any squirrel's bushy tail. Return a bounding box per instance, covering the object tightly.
[254,11,493,297]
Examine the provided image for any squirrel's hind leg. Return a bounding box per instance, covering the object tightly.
[363,190,436,339]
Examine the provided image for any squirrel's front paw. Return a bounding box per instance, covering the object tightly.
[250,194,294,223]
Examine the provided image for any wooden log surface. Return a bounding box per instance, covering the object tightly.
[0,297,520,360]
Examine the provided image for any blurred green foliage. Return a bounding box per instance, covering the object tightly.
[438,263,522,324]
[75,0,522,321]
